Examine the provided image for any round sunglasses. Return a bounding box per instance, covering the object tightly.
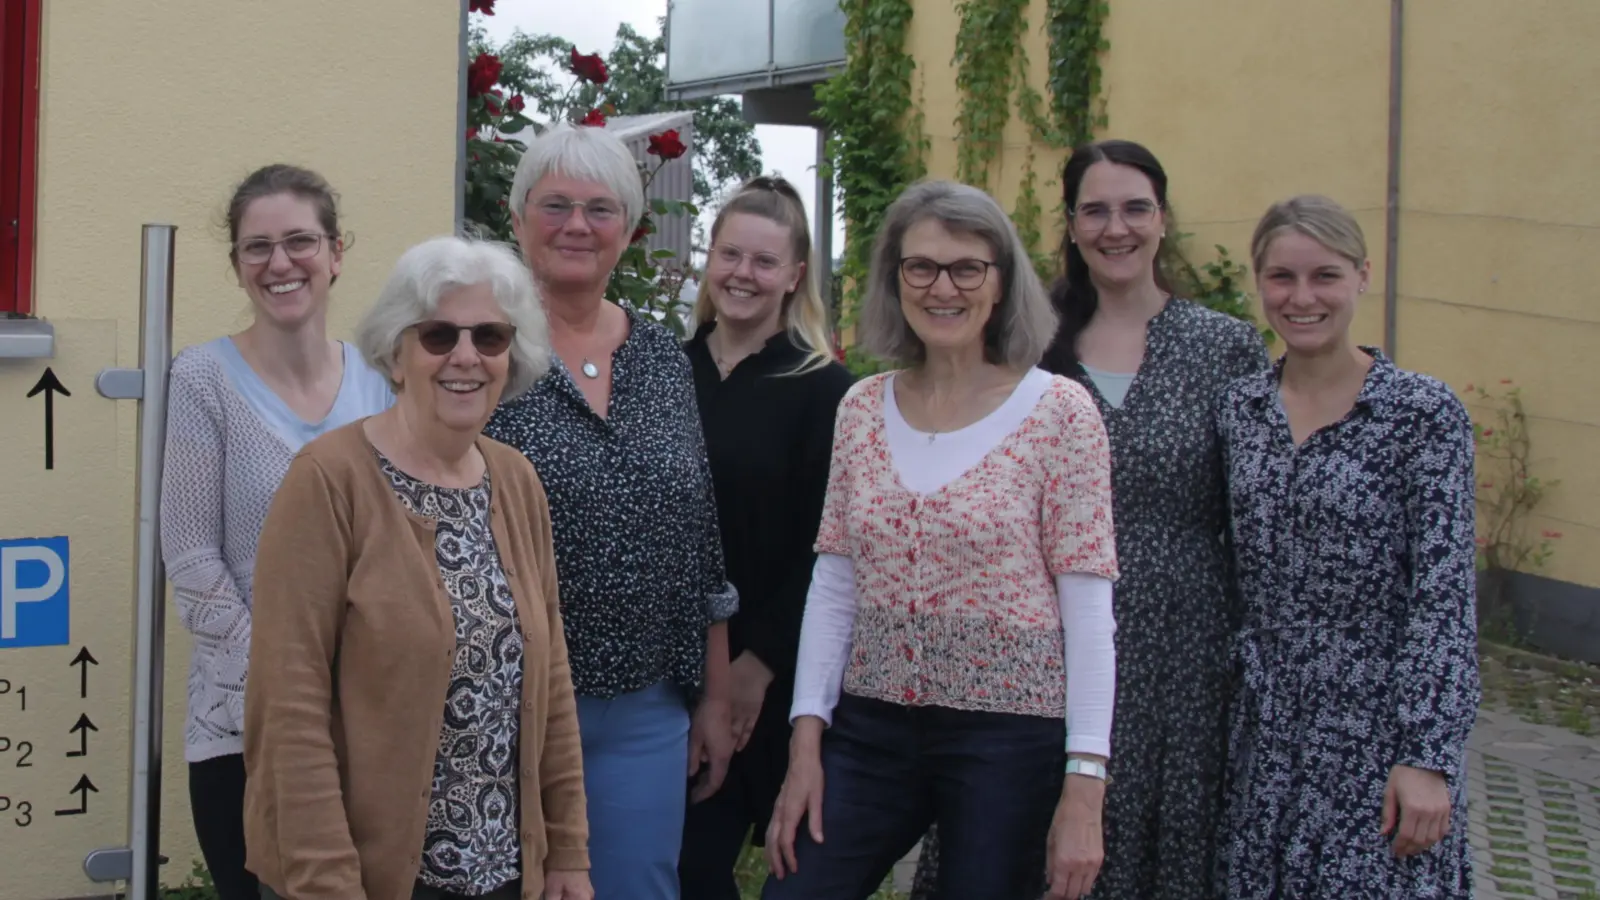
[409,320,517,357]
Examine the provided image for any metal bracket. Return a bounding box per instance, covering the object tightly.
[84,848,168,882]
[95,368,145,400]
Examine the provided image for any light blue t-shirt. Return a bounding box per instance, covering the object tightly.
[1081,362,1136,409]
[210,337,394,450]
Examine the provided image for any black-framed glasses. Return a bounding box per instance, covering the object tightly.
[899,256,995,291]
[533,195,623,226]
[1068,199,1161,233]
[709,243,793,278]
[410,321,517,357]
[235,232,335,265]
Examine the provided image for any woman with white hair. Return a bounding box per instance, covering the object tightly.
[244,236,593,900]
[483,124,738,899]
[762,180,1120,900]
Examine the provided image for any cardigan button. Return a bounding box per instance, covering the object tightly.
[524,631,535,642]
[522,767,533,778]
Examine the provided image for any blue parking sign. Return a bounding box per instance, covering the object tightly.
[0,536,70,649]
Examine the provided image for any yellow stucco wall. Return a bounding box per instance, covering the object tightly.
[899,0,1599,589]
[0,2,461,898]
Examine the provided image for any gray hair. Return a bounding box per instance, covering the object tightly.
[355,236,551,401]
[857,180,1058,369]
[509,123,645,232]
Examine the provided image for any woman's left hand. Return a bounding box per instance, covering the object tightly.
[544,869,594,900]
[1045,774,1105,900]
[1382,764,1452,857]
[688,695,735,803]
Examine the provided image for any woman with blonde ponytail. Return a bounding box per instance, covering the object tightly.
[678,175,855,899]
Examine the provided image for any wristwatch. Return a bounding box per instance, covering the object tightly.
[1065,759,1109,782]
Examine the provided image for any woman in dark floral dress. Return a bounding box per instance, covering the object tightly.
[911,140,1267,900]
[1216,195,1479,897]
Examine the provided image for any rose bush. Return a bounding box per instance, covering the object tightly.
[462,7,698,330]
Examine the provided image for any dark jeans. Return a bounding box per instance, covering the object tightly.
[261,879,521,900]
[190,754,259,900]
[760,693,1064,900]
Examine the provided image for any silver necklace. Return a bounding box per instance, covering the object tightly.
[580,358,600,379]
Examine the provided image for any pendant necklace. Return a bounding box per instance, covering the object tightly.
[580,359,600,379]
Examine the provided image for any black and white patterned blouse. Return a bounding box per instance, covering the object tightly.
[377,453,523,895]
[484,307,738,700]
[1216,348,1480,897]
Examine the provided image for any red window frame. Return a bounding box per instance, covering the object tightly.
[1,0,42,315]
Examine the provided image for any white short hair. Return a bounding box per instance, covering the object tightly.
[509,123,645,232]
[355,236,551,401]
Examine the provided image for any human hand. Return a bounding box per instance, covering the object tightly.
[765,719,826,879]
[1381,764,1451,857]
[1044,774,1105,899]
[543,868,593,900]
[729,651,775,752]
[688,696,735,803]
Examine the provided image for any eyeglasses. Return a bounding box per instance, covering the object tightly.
[1069,199,1161,233]
[410,321,517,357]
[235,233,335,265]
[533,195,623,226]
[899,257,995,291]
[709,244,792,278]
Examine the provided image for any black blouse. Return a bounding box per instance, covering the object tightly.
[684,324,855,687]
[484,308,737,700]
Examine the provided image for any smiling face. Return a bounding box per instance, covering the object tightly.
[1068,161,1165,292]
[897,218,1000,356]
[391,282,513,435]
[1257,230,1370,357]
[705,212,802,332]
[233,192,341,330]
[512,174,628,295]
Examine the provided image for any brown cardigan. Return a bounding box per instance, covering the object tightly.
[242,421,587,900]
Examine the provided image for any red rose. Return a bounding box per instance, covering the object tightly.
[630,225,650,244]
[579,108,607,127]
[469,0,496,13]
[569,48,610,85]
[465,126,479,141]
[647,129,687,160]
[506,95,526,114]
[467,53,502,98]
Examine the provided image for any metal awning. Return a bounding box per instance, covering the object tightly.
[663,0,845,103]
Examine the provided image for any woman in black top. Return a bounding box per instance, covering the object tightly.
[678,175,855,900]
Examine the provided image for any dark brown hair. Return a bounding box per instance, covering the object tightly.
[1040,140,1191,373]
[225,164,343,271]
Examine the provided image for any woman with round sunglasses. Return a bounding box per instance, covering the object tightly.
[762,180,1119,900]
[159,164,393,900]
[484,124,739,899]
[244,236,593,900]
[677,175,854,899]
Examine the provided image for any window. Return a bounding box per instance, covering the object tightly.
[1,0,42,315]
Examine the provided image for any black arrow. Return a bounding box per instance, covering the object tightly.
[25,367,70,471]
[70,647,98,699]
[54,774,98,816]
[66,713,98,758]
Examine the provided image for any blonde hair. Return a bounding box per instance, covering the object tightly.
[1250,194,1369,272]
[694,176,835,374]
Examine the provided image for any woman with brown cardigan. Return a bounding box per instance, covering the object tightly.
[243,236,592,900]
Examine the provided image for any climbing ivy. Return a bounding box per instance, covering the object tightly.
[952,0,1030,189]
[814,0,923,355]
[1046,0,1110,147]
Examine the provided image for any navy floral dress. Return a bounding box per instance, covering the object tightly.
[1216,348,1480,898]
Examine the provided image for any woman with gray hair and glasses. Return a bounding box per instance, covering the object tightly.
[762,180,1120,900]
[483,123,738,900]
[244,236,592,900]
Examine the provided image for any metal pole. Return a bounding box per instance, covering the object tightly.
[87,224,175,896]
[1383,0,1405,359]
[129,223,174,900]
[814,127,835,321]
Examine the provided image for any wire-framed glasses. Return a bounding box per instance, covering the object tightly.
[235,233,335,265]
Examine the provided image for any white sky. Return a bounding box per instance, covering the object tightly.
[480,0,847,261]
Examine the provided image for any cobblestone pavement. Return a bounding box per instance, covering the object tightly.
[885,708,1600,898]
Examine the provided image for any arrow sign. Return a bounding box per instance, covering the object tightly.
[54,774,98,816]
[26,367,71,471]
[70,647,98,699]
[67,713,98,758]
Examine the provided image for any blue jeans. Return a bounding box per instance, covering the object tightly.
[577,681,692,900]
[761,693,1063,900]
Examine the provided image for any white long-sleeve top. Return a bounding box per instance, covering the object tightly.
[791,368,1118,757]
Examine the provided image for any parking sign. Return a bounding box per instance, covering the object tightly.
[0,536,70,648]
